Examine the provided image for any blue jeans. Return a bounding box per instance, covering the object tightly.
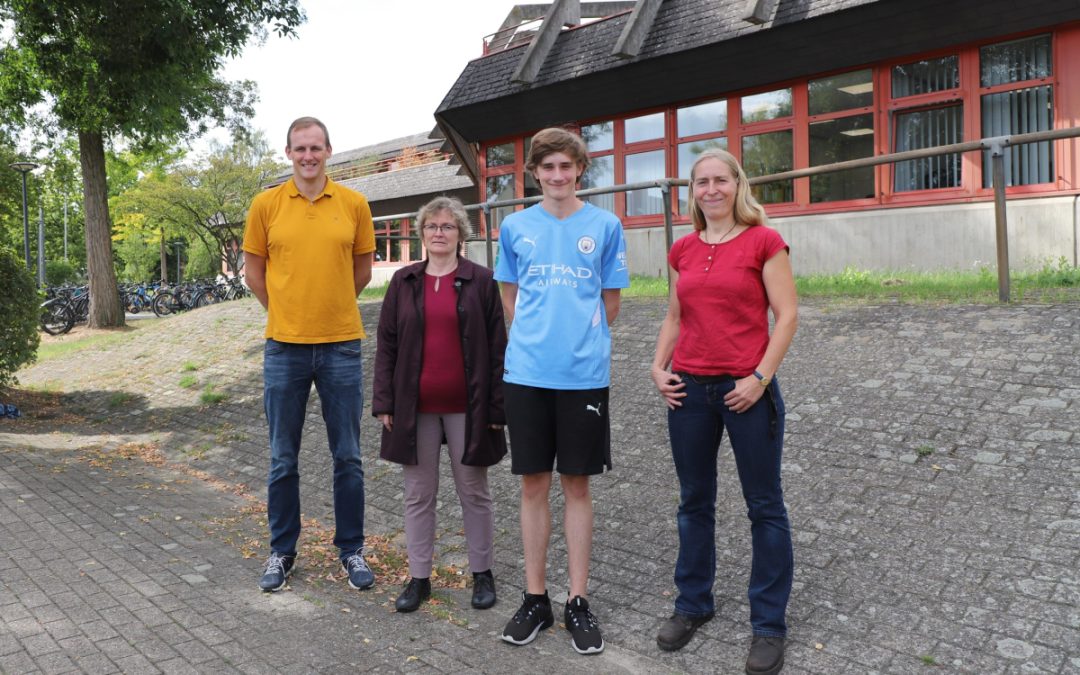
[264,338,365,561]
[668,375,792,637]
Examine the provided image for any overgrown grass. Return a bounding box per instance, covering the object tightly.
[623,258,1080,303]
[200,385,227,405]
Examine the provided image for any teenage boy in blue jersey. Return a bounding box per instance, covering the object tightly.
[495,127,629,655]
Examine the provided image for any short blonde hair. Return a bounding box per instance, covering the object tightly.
[416,196,471,244]
[687,149,768,231]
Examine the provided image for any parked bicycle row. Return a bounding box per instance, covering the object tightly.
[39,277,250,335]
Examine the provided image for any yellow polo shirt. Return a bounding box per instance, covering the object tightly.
[242,178,376,343]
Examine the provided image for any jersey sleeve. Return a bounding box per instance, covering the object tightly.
[241,195,269,257]
[600,218,630,289]
[353,195,376,255]
[493,222,518,283]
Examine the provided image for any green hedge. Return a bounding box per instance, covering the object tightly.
[0,249,40,387]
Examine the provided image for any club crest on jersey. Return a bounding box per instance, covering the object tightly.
[577,236,596,254]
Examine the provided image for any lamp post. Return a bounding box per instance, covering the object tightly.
[172,240,184,284]
[9,161,39,272]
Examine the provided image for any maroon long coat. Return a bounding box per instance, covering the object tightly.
[371,257,508,466]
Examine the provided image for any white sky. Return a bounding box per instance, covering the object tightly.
[218,0,527,160]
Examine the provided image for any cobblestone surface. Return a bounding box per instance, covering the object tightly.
[2,297,1078,673]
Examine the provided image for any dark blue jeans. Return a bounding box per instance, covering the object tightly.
[264,338,365,561]
[668,375,792,637]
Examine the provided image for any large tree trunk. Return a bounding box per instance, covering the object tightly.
[78,130,125,328]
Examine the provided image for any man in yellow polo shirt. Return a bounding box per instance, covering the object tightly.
[242,116,377,593]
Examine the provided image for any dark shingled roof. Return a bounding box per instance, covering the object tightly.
[338,159,475,202]
[437,0,1079,141]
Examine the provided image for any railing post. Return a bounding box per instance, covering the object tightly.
[482,203,494,268]
[990,139,1010,303]
[660,180,674,291]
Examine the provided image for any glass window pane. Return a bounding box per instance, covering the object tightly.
[980,34,1051,87]
[677,138,728,212]
[742,131,793,203]
[981,86,1054,187]
[625,112,665,144]
[809,114,875,203]
[486,174,515,228]
[741,88,792,124]
[406,220,421,261]
[486,142,515,167]
[581,155,615,214]
[581,122,614,152]
[809,70,873,115]
[625,150,665,216]
[892,56,959,98]
[677,99,727,137]
[893,105,963,192]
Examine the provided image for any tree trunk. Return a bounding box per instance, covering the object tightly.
[78,130,125,328]
[160,233,168,284]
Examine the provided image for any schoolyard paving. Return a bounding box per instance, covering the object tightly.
[1,296,1078,674]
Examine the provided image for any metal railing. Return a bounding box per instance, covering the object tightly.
[373,126,1080,302]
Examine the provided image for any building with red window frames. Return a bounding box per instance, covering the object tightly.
[434,0,1080,275]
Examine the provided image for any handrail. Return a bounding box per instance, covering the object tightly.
[372,126,1080,302]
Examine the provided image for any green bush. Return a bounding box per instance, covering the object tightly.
[46,259,81,286]
[0,249,40,387]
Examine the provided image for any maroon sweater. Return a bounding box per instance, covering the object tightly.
[418,272,467,413]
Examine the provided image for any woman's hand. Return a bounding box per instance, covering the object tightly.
[651,366,686,410]
[723,376,766,413]
[378,414,393,431]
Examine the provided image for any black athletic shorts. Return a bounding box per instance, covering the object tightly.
[503,382,611,476]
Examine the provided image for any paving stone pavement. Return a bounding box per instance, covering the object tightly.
[2,297,1078,674]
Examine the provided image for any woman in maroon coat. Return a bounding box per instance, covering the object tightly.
[372,196,508,613]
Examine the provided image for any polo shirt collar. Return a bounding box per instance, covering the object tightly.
[286,176,338,200]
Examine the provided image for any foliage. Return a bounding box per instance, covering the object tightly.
[113,135,281,278]
[0,248,40,387]
[185,239,219,280]
[0,0,305,327]
[45,259,80,286]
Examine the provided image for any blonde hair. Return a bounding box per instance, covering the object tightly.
[687,149,768,231]
[416,196,471,245]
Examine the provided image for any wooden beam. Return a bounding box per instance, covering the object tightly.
[432,118,479,185]
[512,0,581,84]
[742,0,779,25]
[612,0,664,59]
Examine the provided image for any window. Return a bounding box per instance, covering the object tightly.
[980,35,1054,187]
[894,106,963,191]
[374,219,414,263]
[625,112,664,144]
[486,142,515,168]
[808,70,875,202]
[892,55,963,192]
[625,150,665,216]
[486,174,515,228]
[677,99,727,137]
[743,131,793,203]
[581,121,614,152]
[741,88,792,123]
[581,155,615,213]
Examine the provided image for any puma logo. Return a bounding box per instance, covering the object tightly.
[586,403,602,417]
[522,237,537,247]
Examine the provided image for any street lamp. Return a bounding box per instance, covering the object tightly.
[9,161,40,272]
[171,240,184,284]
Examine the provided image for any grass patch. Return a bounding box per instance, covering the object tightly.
[359,282,388,300]
[916,445,935,458]
[37,331,133,362]
[625,274,670,298]
[178,374,197,389]
[180,362,199,372]
[107,392,134,409]
[200,385,227,405]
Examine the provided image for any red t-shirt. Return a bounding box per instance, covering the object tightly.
[418,273,467,413]
[668,226,788,376]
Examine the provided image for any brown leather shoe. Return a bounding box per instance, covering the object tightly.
[745,636,785,674]
[656,612,713,651]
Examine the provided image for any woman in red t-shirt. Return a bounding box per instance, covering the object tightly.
[372,197,508,614]
[650,149,798,674]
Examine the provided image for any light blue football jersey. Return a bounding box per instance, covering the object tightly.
[494,202,630,389]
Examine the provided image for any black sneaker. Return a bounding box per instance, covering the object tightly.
[500,591,554,645]
[258,552,294,592]
[564,595,604,655]
[471,570,496,609]
[394,577,431,613]
[745,636,785,675]
[341,549,375,590]
[657,612,713,651]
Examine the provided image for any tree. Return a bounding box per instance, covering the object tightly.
[0,248,39,388]
[114,135,281,280]
[0,0,304,327]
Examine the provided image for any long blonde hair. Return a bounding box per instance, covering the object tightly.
[687,149,768,231]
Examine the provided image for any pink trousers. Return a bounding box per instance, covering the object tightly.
[403,413,495,578]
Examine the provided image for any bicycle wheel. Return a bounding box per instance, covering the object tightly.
[40,300,75,335]
[152,291,178,317]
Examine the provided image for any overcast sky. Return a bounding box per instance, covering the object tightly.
[217,0,528,160]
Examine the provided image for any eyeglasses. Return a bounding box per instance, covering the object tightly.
[423,223,457,233]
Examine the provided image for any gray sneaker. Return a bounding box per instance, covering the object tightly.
[341,549,374,590]
[258,552,294,592]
